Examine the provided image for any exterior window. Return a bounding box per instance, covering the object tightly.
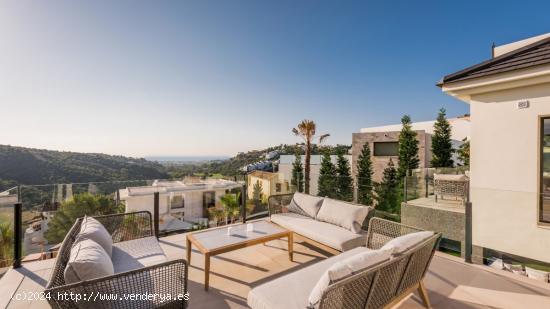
[540,118,550,223]
[203,191,216,208]
[276,183,281,193]
[373,142,398,156]
[170,195,184,209]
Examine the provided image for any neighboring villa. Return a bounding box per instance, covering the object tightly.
[439,33,550,265]
[278,154,352,195]
[119,178,242,231]
[246,171,292,200]
[352,116,470,182]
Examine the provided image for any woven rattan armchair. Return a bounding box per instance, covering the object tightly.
[318,218,441,309]
[45,211,188,309]
[433,174,469,203]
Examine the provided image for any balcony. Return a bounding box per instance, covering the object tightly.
[1,230,550,308]
[1,178,550,309]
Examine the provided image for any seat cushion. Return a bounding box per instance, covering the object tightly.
[64,238,114,284]
[271,213,367,251]
[316,198,371,233]
[248,247,371,309]
[111,236,167,273]
[287,193,324,218]
[79,216,113,256]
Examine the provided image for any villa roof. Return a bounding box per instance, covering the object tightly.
[438,37,550,86]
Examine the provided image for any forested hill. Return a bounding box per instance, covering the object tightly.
[0,145,168,190]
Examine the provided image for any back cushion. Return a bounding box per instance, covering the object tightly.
[287,192,324,218]
[381,231,433,255]
[308,260,352,308]
[345,247,392,273]
[316,198,371,233]
[79,216,113,256]
[64,239,114,284]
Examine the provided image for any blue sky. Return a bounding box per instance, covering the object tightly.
[1,1,548,157]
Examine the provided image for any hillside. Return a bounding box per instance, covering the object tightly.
[0,145,168,190]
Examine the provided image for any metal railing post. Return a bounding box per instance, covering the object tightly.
[153,192,159,238]
[465,202,473,263]
[241,182,247,223]
[425,172,429,198]
[13,203,22,268]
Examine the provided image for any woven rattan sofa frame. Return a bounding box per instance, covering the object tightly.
[44,211,188,309]
[268,194,441,309]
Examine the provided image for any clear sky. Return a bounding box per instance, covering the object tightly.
[1,1,548,157]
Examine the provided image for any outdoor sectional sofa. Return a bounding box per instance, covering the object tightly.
[45,211,188,309]
[249,215,441,309]
[267,193,375,252]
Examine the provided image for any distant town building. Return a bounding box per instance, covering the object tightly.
[246,171,291,200]
[118,178,242,231]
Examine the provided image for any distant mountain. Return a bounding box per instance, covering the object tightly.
[145,155,229,163]
[0,145,168,190]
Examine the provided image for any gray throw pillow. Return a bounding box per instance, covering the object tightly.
[316,198,371,233]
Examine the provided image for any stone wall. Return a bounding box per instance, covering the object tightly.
[401,202,465,257]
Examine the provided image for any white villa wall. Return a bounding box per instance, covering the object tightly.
[469,83,550,263]
[123,188,229,221]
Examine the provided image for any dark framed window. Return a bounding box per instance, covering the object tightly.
[170,195,185,209]
[203,191,216,208]
[373,142,399,156]
[275,183,282,192]
[540,118,550,223]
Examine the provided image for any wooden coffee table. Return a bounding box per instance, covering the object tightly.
[186,220,293,291]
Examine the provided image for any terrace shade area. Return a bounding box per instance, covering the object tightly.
[1,232,550,309]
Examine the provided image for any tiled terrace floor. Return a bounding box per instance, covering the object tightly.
[1,232,550,309]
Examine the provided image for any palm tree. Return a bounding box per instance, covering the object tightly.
[292,120,330,194]
[220,193,241,224]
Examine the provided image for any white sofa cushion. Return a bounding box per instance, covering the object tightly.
[307,247,392,308]
[381,231,433,255]
[345,247,392,273]
[64,238,114,284]
[316,198,370,233]
[271,213,367,251]
[111,236,167,273]
[307,260,352,308]
[287,193,324,218]
[248,247,369,309]
[79,216,113,256]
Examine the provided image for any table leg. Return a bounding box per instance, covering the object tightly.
[204,253,211,291]
[186,237,192,265]
[288,232,293,261]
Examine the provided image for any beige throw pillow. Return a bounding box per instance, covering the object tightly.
[64,238,114,284]
[79,216,113,256]
[287,193,324,218]
[316,198,370,233]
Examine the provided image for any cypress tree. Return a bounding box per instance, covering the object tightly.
[397,115,420,180]
[318,152,337,198]
[374,159,399,213]
[291,149,304,192]
[356,142,374,206]
[335,151,353,202]
[431,108,454,167]
[458,138,470,167]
